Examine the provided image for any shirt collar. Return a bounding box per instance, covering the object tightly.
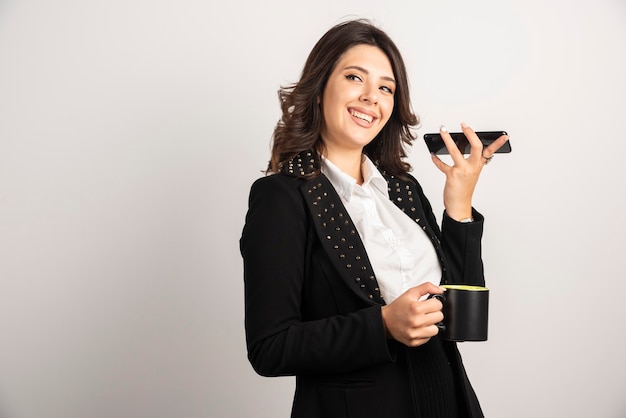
[321,155,389,202]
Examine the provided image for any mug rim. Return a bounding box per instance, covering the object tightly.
[441,284,489,291]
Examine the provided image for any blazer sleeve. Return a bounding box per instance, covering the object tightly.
[240,175,393,377]
[440,209,485,286]
[407,174,485,286]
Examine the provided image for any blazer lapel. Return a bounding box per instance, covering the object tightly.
[282,152,450,304]
[299,176,385,305]
[283,152,384,305]
[383,172,448,280]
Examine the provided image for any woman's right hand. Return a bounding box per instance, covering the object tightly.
[381,282,445,347]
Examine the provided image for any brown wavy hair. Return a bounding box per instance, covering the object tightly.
[267,19,419,177]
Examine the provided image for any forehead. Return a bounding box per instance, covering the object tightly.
[334,44,394,74]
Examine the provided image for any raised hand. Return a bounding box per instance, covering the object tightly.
[430,123,509,221]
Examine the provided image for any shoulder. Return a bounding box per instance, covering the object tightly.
[246,173,310,215]
[249,172,306,196]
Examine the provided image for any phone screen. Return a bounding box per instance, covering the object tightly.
[423,131,511,155]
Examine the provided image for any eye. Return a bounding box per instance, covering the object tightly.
[380,85,394,94]
[345,74,363,82]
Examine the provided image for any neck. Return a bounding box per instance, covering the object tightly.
[324,149,364,185]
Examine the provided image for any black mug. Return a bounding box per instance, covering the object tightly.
[432,285,489,342]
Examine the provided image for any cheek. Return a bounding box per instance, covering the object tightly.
[382,101,395,123]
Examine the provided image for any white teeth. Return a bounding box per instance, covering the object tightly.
[350,110,373,123]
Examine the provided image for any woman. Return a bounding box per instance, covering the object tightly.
[240,19,508,418]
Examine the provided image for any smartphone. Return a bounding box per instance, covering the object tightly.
[423,131,511,155]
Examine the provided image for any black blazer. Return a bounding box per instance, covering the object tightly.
[241,152,486,418]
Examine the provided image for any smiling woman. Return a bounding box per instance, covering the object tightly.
[240,19,508,418]
[320,45,395,182]
[267,20,419,180]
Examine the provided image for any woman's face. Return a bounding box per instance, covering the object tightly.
[320,44,395,155]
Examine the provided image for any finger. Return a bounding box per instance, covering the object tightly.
[460,122,484,162]
[438,125,465,164]
[410,282,445,300]
[408,337,432,347]
[483,134,510,158]
[421,298,444,316]
[425,305,444,322]
[410,324,440,344]
[430,152,450,174]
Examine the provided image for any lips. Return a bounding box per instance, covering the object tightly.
[348,107,377,125]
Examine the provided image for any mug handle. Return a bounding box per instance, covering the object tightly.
[428,294,446,333]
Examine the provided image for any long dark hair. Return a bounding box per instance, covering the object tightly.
[267,19,419,177]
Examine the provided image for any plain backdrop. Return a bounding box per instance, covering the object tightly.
[1,0,625,417]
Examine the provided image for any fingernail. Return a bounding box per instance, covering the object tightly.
[461,122,468,129]
[440,125,447,132]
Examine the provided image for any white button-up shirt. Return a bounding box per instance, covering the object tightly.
[321,156,442,303]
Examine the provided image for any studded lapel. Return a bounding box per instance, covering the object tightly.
[283,151,447,305]
[283,152,383,305]
[383,172,449,281]
[300,176,384,305]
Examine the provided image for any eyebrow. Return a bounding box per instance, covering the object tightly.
[344,65,396,84]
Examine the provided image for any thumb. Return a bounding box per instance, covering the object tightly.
[430,153,449,174]
[410,282,445,300]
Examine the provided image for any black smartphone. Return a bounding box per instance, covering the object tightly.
[423,131,511,155]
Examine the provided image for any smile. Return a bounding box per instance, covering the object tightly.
[349,109,375,124]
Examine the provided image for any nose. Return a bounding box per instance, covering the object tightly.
[360,84,378,104]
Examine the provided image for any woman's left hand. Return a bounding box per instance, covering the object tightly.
[430,123,509,221]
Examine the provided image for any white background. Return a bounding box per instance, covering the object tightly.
[1,0,625,417]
